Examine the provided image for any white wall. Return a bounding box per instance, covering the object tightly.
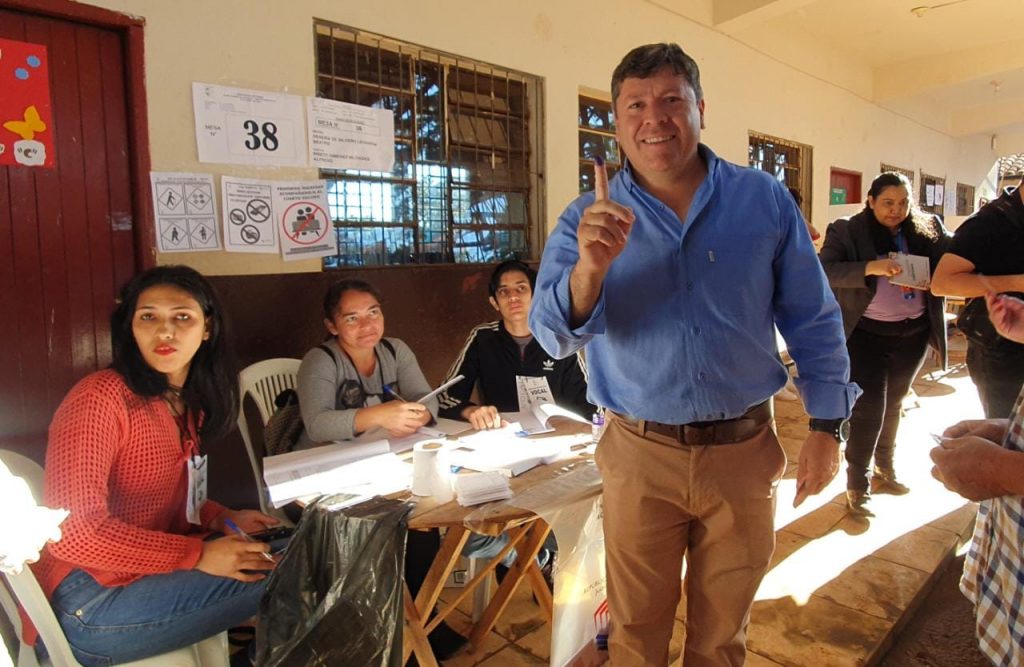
[83,0,999,274]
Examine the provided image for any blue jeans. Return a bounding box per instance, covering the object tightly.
[463,531,557,568]
[49,569,267,667]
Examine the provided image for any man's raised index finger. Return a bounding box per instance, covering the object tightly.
[594,155,609,201]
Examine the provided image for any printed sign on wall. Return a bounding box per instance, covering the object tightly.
[0,38,55,168]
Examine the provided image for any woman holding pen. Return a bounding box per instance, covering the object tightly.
[819,172,950,517]
[34,266,279,666]
[294,279,438,448]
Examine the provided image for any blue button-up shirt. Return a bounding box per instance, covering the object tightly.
[530,145,859,423]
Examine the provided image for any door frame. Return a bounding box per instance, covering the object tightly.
[1,0,154,268]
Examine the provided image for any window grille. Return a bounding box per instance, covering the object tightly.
[577,95,621,192]
[879,163,914,186]
[748,132,812,219]
[315,21,544,266]
[956,182,976,216]
[919,171,945,217]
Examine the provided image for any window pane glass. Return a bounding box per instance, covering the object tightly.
[578,132,620,164]
[578,98,615,131]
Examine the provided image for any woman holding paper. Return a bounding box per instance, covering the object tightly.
[295,279,438,447]
[35,266,278,666]
[819,172,950,517]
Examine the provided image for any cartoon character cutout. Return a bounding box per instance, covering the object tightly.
[4,105,47,166]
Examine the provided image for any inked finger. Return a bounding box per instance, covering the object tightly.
[594,155,609,202]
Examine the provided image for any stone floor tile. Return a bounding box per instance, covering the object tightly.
[781,500,850,539]
[748,594,891,666]
[872,525,960,573]
[512,622,551,662]
[813,554,930,621]
[474,643,548,666]
[926,502,977,537]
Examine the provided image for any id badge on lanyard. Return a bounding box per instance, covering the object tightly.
[186,454,208,525]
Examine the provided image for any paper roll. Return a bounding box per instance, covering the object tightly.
[411,441,453,502]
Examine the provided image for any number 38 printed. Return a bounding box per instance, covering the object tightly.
[242,119,279,151]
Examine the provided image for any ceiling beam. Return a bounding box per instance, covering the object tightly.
[874,38,1024,101]
[712,0,817,34]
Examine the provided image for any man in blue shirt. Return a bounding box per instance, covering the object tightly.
[530,43,859,666]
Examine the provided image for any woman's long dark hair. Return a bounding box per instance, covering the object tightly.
[864,171,939,256]
[110,265,238,440]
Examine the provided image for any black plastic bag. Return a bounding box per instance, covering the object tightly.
[255,495,413,667]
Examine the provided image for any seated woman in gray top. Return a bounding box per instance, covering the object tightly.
[296,279,437,448]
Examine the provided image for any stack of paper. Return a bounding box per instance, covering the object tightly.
[447,436,572,477]
[454,471,512,506]
[263,440,408,507]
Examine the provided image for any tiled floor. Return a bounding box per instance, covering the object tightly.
[437,334,980,666]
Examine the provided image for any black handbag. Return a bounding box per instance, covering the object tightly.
[957,297,1015,352]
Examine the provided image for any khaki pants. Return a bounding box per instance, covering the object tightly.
[595,413,786,666]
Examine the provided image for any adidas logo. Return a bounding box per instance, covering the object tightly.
[542,360,555,372]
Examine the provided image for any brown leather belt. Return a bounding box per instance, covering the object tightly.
[613,399,774,446]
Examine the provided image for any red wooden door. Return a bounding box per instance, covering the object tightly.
[0,5,141,461]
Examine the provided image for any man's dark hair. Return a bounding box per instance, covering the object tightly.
[488,260,536,298]
[110,265,238,441]
[611,43,703,106]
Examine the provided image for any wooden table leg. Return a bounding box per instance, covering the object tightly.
[403,585,438,666]
[468,518,552,650]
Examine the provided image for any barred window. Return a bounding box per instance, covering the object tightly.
[748,132,812,219]
[315,21,544,266]
[956,182,976,216]
[879,163,914,186]
[919,171,946,217]
[578,95,621,192]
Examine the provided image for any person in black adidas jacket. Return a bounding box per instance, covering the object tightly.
[438,260,593,429]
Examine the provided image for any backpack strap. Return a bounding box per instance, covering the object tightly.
[380,338,396,360]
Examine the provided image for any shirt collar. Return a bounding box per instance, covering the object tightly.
[618,143,718,197]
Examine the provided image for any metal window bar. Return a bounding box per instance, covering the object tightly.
[748,131,811,218]
[314,20,537,266]
[880,163,915,186]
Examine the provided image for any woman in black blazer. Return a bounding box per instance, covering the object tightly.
[819,172,951,517]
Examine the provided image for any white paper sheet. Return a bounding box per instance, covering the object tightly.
[272,180,335,262]
[307,97,395,172]
[263,440,396,507]
[150,172,220,252]
[221,176,278,253]
[192,82,307,167]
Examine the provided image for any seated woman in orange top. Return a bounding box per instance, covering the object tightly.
[33,266,278,666]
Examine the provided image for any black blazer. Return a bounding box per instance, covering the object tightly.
[818,210,951,368]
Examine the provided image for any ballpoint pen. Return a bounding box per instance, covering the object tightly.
[224,518,275,562]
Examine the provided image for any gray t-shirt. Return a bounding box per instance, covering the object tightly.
[295,337,438,447]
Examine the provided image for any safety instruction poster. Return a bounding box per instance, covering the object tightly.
[192,82,307,167]
[273,180,334,262]
[307,96,395,172]
[150,172,220,252]
[0,38,54,168]
[221,176,277,253]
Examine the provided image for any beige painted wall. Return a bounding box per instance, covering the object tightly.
[84,0,999,274]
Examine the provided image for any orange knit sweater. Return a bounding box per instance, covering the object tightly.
[34,369,226,601]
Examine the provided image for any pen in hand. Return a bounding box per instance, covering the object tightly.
[223,518,275,562]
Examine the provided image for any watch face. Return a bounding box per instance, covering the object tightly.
[838,419,851,442]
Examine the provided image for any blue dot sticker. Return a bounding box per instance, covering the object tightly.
[15,68,29,80]
[26,55,41,68]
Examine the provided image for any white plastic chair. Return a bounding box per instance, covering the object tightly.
[236,358,302,517]
[0,450,228,667]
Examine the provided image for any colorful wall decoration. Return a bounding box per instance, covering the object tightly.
[0,38,54,168]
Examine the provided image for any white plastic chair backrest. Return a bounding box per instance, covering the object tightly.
[0,449,229,667]
[236,358,301,516]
